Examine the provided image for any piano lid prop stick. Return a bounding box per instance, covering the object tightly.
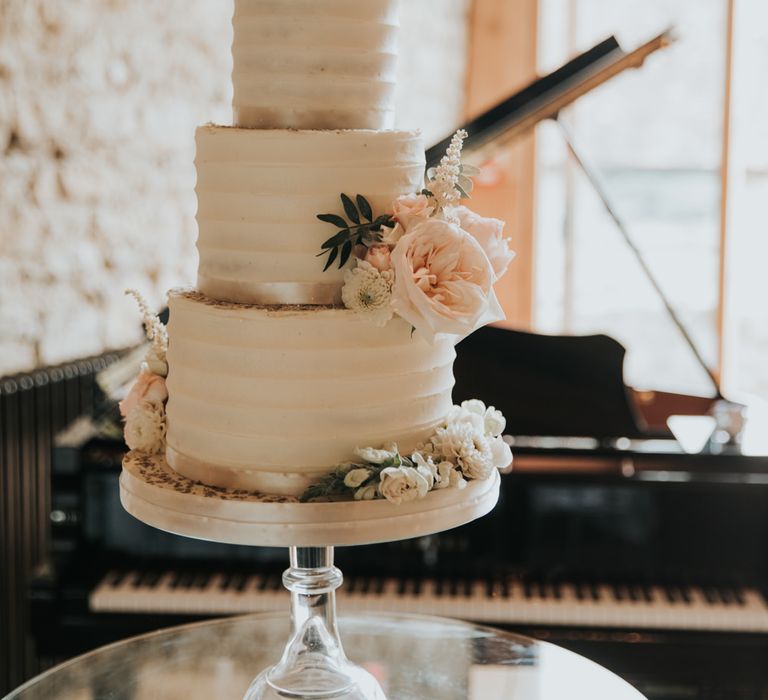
[556,119,723,400]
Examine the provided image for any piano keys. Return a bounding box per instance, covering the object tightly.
[89,568,768,634]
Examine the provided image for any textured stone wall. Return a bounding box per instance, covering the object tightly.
[0,0,468,375]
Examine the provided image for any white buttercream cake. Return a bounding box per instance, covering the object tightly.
[120,0,515,511]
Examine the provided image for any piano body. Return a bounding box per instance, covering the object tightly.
[28,33,768,699]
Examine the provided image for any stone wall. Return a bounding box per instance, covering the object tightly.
[0,0,469,376]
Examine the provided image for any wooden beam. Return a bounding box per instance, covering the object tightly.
[464,0,538,328]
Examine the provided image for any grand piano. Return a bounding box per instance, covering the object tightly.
[26,34,768,699]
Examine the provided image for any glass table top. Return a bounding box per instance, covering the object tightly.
[6,612,645,699]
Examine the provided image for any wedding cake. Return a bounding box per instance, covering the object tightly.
[120,0,515,507]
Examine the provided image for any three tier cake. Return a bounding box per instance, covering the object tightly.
[119,0,515,514]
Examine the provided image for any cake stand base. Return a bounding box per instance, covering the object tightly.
[119,451,500,547]
[119,451,501,698]
[243,547,384,700]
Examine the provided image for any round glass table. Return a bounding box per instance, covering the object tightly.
[6,612,645,699]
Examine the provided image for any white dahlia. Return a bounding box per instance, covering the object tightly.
[124,400,166,454]
[432,421,496,480]
[341,260,394,326]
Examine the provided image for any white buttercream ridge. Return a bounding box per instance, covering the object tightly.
[231,0,401,129]
[194,126,425,306]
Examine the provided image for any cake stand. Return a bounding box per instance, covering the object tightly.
[120,451,501,699]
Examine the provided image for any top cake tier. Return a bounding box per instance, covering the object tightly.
[232,0,400,129]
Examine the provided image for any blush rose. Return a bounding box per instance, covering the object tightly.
[119,371,168,419]
[390,218,504,341]
[452,205,515,280]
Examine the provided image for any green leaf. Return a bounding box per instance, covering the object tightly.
[456,183,470,199]
[356,195,373,222]
[421,188,434,198]
[338,240,353,268]
[317,213,349,228]
[323,246,339,271]
[321,229,352,249]
[340,193,360,224]
[460,163,481,177]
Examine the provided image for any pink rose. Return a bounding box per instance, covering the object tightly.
[119,371,168,419]
[390,219,504,342]
[363,244,392,272]
[452,205,514,280]
[392,193,434,231]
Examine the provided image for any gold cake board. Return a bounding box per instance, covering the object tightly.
[120,451,500,547]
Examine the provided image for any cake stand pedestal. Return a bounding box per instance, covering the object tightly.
[119,452,501,699]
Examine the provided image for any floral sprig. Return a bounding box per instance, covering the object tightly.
[125,289,168,375]
[423,129,471,216]
[120,290,170,455]
[317,194,394,271]
[300,400,512,504]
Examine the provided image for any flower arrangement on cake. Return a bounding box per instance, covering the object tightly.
[316,130,514,341]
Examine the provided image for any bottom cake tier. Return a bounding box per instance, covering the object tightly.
[164,289,457,497]
[120,451,500,547]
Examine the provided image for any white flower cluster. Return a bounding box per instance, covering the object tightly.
[307,400,511,505]
[340,260,394,327]
[427,400,512,480]
[428,129,468,215]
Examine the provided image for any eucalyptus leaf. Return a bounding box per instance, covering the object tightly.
[460,163,482,177]
[323,246,339,271]
[340,193,360,224]
[317,213,349,228]
[321,229,352,249]
[356,195,373,222]
[339,240,353,268]
[456,183,470,199]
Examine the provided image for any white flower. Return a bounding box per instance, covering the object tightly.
[124,400,166,454]
[344,468,372,488]
[433,460,466,490]
[461,399,487,416]
[379,466,430,505]
[341,260,394,326]
[433,421,496,480]
[354,483,379,500]
[412,452,437,490]
[354,443,399,465]
[484,406,506,437]
[428,130,468,212]
[490,435,513,471]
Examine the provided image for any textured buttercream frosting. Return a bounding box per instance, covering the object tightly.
[195,126,425,305]
[164,290,456,496]
[232,0,399,129]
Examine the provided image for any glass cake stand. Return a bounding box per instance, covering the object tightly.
[119,452,501,699]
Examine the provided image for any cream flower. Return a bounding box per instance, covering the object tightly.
[354,483,379,500]
[379,466,430,505]
[124,400,166,454]
[344,468,372,488]
[354,442,399,465]
[341,260,394,326]
[363,244,392,272]
[392,193,435,231]
[412,452,438,490]
[452,205,515,280]
[432,420,496,480]
[119,371,168,419]
[484,406,506,437]
[436,460,467,489]
[390,219,504,342]
[490,435,513,471]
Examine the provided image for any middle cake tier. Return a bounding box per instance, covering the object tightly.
[164,290,457,497]
[195,126,425,306]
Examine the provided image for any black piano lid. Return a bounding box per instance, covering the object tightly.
[453,325,650,440]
